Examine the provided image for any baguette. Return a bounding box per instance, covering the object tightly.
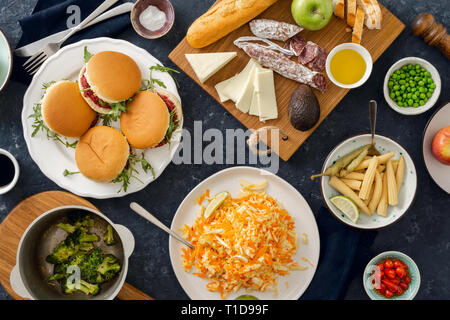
[186,0,278,48]
[352,7,365,44]
[347,0,357,27]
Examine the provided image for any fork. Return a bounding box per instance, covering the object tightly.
[23,0,119,75]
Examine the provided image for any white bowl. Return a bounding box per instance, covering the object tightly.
[0,148,20,195]
[325,43,373,89]
[320,134,417,230]
[383,57,441,115]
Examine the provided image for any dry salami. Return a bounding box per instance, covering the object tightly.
[288,35,307,56]
[235,41,327,92]
[307,46,327,71]
[249,19,303,42]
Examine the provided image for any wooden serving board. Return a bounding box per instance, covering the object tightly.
[0,191,153,300]
[169,0,405,161]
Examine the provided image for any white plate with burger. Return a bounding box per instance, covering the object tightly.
[22,37,183,199]
[422,102,450,194]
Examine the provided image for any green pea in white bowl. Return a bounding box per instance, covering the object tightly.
[0,29,12,93]
[383,57,441,115]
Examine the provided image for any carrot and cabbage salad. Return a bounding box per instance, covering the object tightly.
[181,180,303,299]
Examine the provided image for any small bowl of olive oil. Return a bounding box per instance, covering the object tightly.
[326,43,373,89]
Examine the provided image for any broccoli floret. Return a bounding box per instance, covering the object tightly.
[78,248,103,283]
[97,254,121,281]
[77,242,95,252]
[78,280,99,295]
[46,241,76,264]
[103,225,116,246]
[66,228,99,245]
[57,223,77,233]
[68,212,95,228]
[62,280,77,294]
[61,279,99,296]
[48,273,66,281]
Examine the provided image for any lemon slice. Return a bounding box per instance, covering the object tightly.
[204,191,229,219]
[235,295,259,300]
[330,195,359,223]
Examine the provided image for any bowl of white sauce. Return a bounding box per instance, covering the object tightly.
[131,0,175,39]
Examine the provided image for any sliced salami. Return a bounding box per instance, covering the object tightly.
[288,35,307,56]
[236,42,327,92]
[298,41,320,65]
[307,46,327,71]
[249,19,303,42]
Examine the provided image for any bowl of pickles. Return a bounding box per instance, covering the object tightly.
[383,57,441,115]
[313,134,417,229]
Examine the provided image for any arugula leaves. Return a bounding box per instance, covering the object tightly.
[84,46,93,63]
[164,109,180,145]
[112,153,155,193]
[63,169,80,177]
[141,64,180,91]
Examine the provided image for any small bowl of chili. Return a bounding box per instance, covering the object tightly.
[363,251,420,300]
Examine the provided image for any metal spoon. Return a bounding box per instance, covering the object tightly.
[368,100,381,156]
[130,202,194,249]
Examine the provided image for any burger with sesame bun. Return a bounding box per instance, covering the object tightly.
[120,87,182,149]
[78,49,142,117]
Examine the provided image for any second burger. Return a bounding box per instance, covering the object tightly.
[121,88,183,149]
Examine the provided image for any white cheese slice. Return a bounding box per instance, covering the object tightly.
[185,52,237,83]
[248,90,259,116]
[254,69,278,122]
[215,75,237,102]
[219,59,257,102]
[235,63,265,113]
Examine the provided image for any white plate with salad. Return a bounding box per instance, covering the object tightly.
[169,166,320,300]
[21,37,182,199]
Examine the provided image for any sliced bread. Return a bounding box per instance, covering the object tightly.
[347,0,357,27]
[369,0,382,29]
[356,0,378,29]
[352,7,365,44]
[333,0,345,19]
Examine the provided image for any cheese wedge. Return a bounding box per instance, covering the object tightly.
[218,59,257,102]
[254,69,278,122]
[185,52,237,83]
[347,0,357,27]
[352,7,365,44]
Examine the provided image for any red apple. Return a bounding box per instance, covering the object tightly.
[431,126,450,165]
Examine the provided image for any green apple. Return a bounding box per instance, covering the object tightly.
[291,0,333,31]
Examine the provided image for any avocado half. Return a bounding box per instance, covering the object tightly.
[288,84,320,131]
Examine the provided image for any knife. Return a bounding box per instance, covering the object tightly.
[14,2,133,57]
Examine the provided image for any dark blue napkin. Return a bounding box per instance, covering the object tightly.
[300,207,364,300]
[13,0,131,84]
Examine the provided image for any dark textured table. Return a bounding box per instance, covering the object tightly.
[0,0,448,300]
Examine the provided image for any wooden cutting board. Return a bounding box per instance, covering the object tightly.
[0,191,153,300]
[169,0,405,161]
